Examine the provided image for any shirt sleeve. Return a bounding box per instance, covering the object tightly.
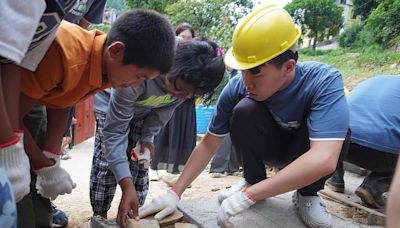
[103,86,143,182]
[84,0,107,24]
[207,76,246,136]
[140,101,183,143]
[308,72,349,140]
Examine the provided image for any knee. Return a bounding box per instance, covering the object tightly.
[231,98,261,124]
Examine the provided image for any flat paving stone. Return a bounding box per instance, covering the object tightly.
[179,193,382,228]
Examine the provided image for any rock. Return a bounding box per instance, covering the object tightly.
[127,219,159,228]
[174,222,198,228]
[140,209,184,227]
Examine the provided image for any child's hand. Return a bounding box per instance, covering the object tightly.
[139,141,154,158]
[130,142,153,168]
[117,189,140,228]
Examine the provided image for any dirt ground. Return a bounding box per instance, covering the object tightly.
[54,137,383,228]
[54,137,241,228]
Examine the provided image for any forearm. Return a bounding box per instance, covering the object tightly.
[43,107,69,151]
[119,177,135,193]
[79,18,90,29]
[22,126,52,168]
[247,142,342,200]
[172,133,223,196]
[387,160,400,228]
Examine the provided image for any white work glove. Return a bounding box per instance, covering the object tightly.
[35,151,76,200]
[139,189,180,220]
[217,189,256,227]
[130,142,150,168]
[218,179,249,203]
[0,133,30,202]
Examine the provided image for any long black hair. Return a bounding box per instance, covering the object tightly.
[168,37,225,104]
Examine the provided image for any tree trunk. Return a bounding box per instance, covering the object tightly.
[312,32,318,50]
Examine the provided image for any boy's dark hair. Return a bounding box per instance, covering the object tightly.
[269,49,298,68]
[168,37,225,103]
[175,22,195,37]
[106,9,175,74]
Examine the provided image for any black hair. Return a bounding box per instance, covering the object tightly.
[175,22,195,38]
[167,37,225,104]
[269,49,299,68]
[106,9,176,74]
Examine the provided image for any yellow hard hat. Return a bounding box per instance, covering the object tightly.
[224,4,301,70]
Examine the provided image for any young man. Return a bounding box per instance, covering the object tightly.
[326,75,400,209]
[97,38,225,228]
[19,8,175,198]
[139,4,350,228]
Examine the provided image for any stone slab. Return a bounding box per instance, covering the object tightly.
[179,193,379,228]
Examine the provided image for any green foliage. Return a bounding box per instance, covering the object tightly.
[353,0,378,21]
[124,0,178,13]
[106,0,127,12]
[300,47,400,89]
[165,0,252,50]
[286,0,343,50]
[203,71,230,106]
[90,24,111,32]
[123,0,252,51]
[363,0,400,49]
[338,20,363,48]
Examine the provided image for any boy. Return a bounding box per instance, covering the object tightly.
[140,4,350,228]
[19,9,176,203]
[95,38,225,228]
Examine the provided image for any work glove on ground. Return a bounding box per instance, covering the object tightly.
[217,188,256,227]
[0,132,30,202]
[35,150,76,200]
[139,189,180,220]
[130,143,150,168]
[218,179,249,203]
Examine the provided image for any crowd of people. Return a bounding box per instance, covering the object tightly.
[0,2,399,228]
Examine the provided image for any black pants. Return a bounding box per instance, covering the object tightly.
[210,134,241,174]
[336,142,398,193]
[230,98,350,196]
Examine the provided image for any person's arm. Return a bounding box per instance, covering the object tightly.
[247,140,343,200]
[43,107,69,152]
[19,93,52,168]
[102,87,142,227]
[78,18,90,29]
[387,159,400,228]
[138,133,224,221]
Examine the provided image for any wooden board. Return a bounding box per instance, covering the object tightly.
[142,209,184,227]
[319,189,385,226]
[127,219,159,228]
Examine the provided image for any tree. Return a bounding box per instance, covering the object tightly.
[124,0,178,14]
[353,0,379,21]
[286,0,343,50]
[106,0,127,12]
[363,0,400,49]
[165,0,252,50]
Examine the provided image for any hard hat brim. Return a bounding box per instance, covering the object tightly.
[224,47,265,70]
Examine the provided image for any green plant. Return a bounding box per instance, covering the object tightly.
[89,23,111,32]
[339,21,364,48]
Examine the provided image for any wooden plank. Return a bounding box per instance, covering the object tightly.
[319,189,385,226]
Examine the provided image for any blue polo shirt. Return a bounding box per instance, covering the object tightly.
[208,61,349,140]
[348,75,400,154]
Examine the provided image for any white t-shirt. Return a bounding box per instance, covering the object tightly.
[0,0,46,64]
